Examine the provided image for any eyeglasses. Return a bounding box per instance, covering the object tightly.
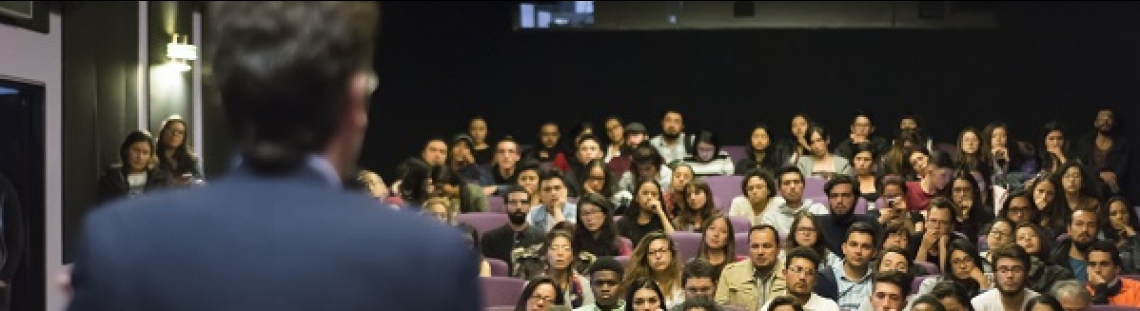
[787,266,816,276]
[587,175,606,181]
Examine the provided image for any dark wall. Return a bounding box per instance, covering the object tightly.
[61,0,140,262]
[361,1,1140,186]
[62,1,199,262]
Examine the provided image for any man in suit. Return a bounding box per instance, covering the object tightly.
[67,2,482,310]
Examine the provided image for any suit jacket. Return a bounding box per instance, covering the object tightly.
[68,163,482,311]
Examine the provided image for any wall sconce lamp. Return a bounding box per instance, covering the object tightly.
[166,33,197,72]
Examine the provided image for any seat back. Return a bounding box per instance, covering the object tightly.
[456,212,508,236]
[705,176,744,214]
[671,232,703,262]
[481,277,526,307]
[486,197,506,213]
[804,176,827,198]
[729,216,750,234]
[487,258,509,277]
[721,145,747,166]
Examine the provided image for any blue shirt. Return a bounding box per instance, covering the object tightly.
[527,203,578,233]
[831,259,873,311]
[1071,258,1089,283]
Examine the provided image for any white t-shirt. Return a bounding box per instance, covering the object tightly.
[728,195,786,227]
[127,172,147,198]
[970,288,1039,311]
[759,293,840,311]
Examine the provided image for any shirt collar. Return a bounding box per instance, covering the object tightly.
[230,153,342,189]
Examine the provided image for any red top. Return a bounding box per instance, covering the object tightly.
[905,181,937,211]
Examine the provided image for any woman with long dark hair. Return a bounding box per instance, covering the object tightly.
[98,130,169,202]
[430,165,487,213]
[1100,196,1140,273]
[516,276,565,311]
[695,215,735,280]
[155,115,201,185]
[949,171,994,239]
[916,239,989,297]
[616,179,676,248]
[735,123,786,175]
[1037,122,1072,174]
[624,277,668,311]
[392,157,432,210]
[1014,223,1072,292]
[671,179,720,232]
[573,193,629,259]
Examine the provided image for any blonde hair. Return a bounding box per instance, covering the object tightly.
[424,198,454,222]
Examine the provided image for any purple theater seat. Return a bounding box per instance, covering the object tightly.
[705,176,744,215]
[487,258,509,277]
[808,195,828,207]
[481,277,526,308]
[457,212,508,236]
[911,275,934,295]
[721,145,747,166]
[615,255,631,268]
[735,234,749,258]
[854,198,868,214]
[729,216,750,233]
[804,176,827,198]
[487,197,506,213]
[671,232,703,262]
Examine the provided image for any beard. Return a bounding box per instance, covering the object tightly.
[508,211,527,226]
[1074,239,1094,253]
[663,132,681,140]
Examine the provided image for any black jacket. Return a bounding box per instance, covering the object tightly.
[97,165,170,203]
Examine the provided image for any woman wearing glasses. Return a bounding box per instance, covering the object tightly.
[916,239,990,298]
[517,276,565,311]
[622,231,684,308]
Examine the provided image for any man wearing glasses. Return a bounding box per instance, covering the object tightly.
[971,245,1039,311]
[760,247,840,311]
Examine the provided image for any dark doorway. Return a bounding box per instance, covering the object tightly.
[0,76,45,311]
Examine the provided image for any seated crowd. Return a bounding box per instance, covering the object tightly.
[107,108,1137,311]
